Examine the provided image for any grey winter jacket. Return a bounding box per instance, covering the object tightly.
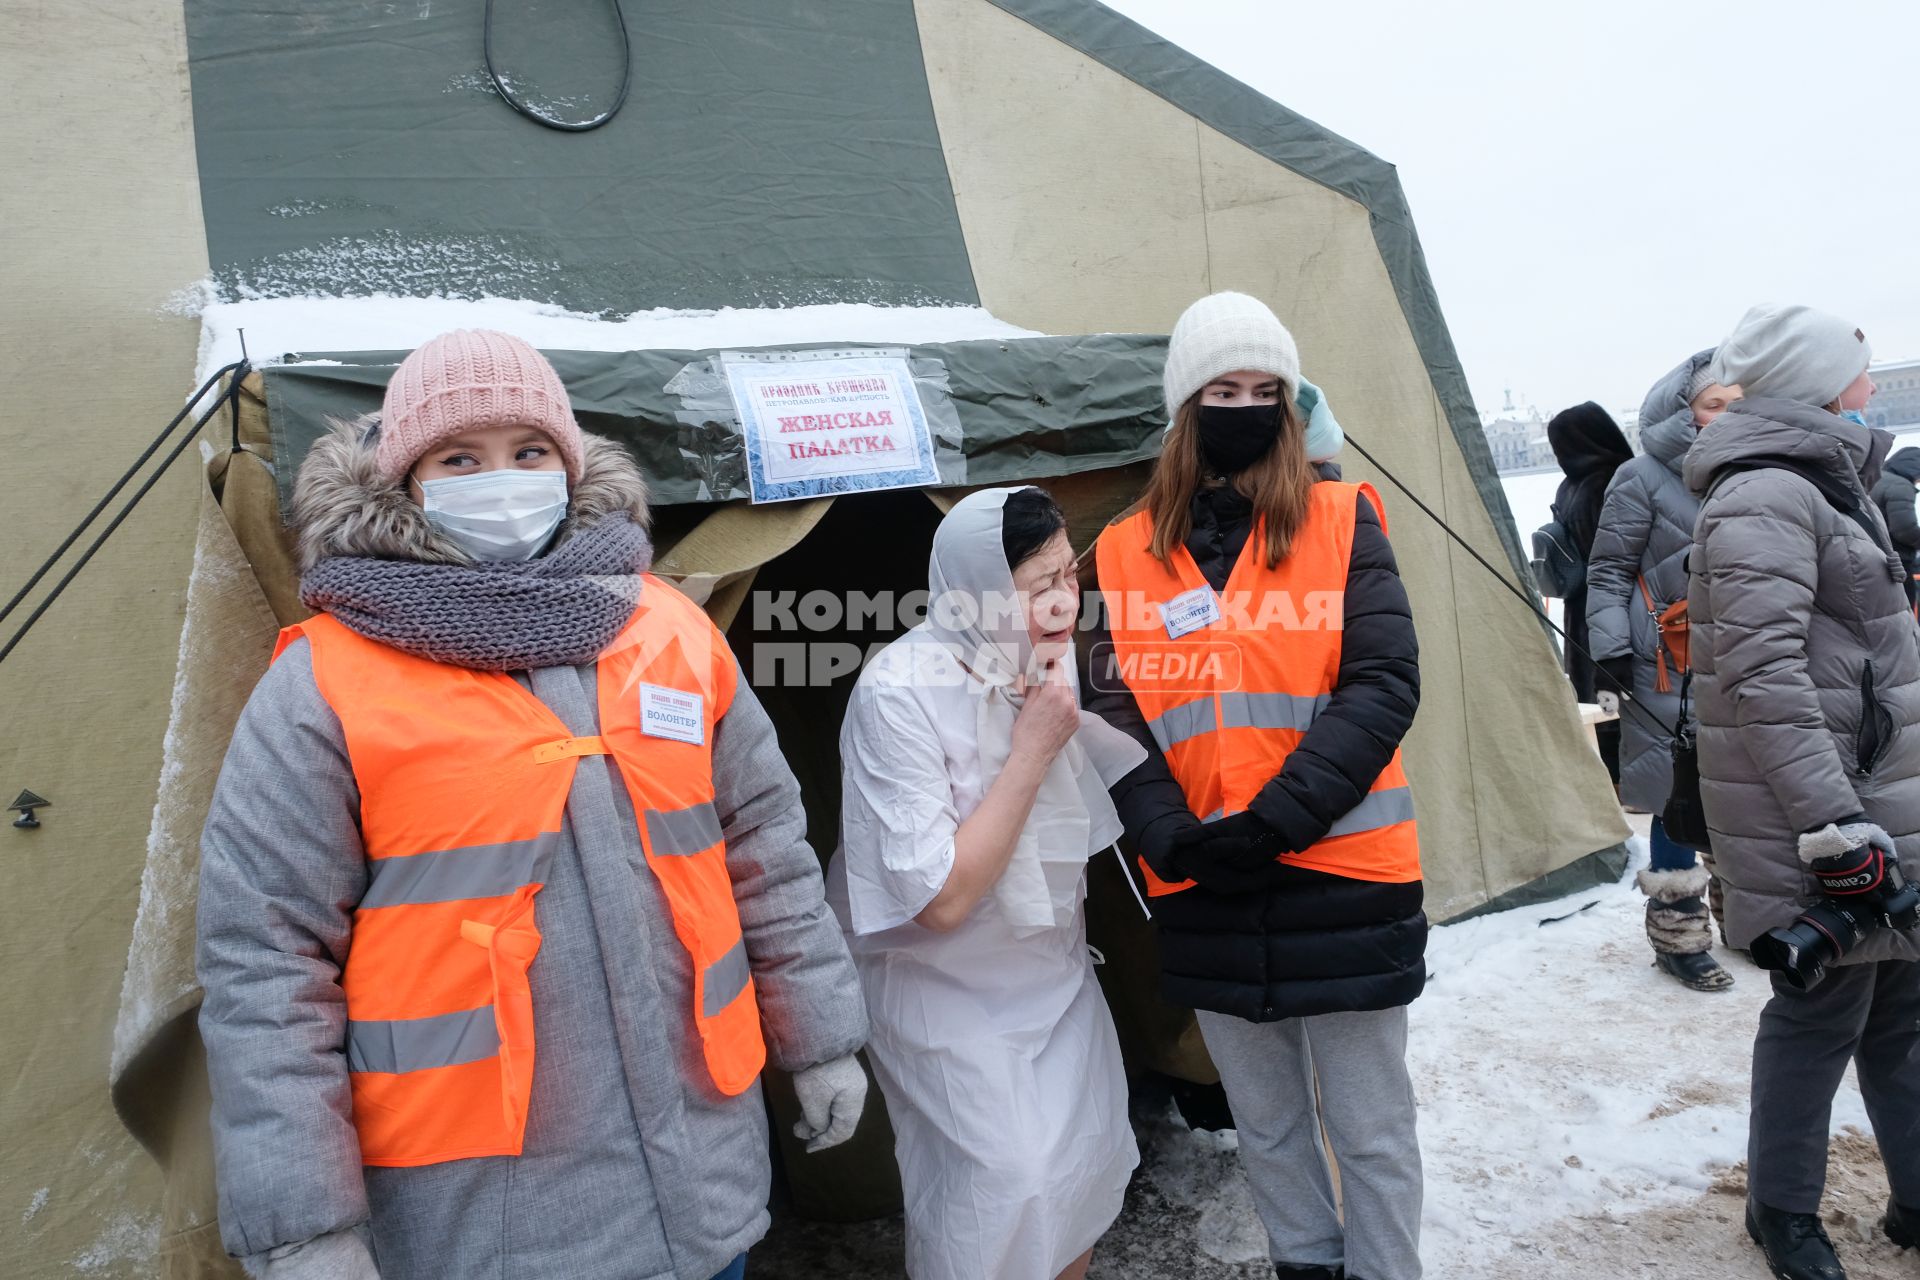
[196,429,868,1279]
[1684,398,1920,961]
[1585,352,1708,811]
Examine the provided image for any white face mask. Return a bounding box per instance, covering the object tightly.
[418,469,570,562]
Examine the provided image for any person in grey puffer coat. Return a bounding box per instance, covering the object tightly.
[1586,350,1737,992]
[1686,303,1920,1279]
[197,331,870,1280]
[1869,445,1920,610]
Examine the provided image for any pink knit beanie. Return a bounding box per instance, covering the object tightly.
[376,329,585,485]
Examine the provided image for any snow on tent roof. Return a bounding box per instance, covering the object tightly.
[188,293,1172,511]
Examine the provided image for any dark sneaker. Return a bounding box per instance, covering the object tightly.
[1273,1266,1342,1279]
[1746,1200,1847,1279]
[1655,949,1735,992]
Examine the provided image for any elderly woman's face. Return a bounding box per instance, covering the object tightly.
[1690,383,1743,427]
[1011,529,1078,664]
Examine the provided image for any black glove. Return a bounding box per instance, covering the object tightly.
[1177,811,1288,891]
[1799,821,1920,931]
[1136,809,1205,883]
[1597,656,1635,703]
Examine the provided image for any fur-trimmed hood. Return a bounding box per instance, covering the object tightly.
[289,416,650,571]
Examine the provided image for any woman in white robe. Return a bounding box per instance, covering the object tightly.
[826,486,1145,1280]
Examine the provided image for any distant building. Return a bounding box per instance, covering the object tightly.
[1868,358,1920,430]
[1480,390,1551,472]
[1616,409,1641,453]
[1482,394,1640,474]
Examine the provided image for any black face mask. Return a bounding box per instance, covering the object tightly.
[1195,402,1282,474]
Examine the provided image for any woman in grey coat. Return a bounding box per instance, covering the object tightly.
[197,331,870,1280]
[1687,304,1920,1280]
[1586,351,1740,992]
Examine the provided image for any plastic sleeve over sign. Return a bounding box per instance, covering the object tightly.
[665,346,966,502]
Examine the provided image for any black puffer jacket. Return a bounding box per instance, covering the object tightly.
[1546,402,1633,701]
[1871,446,1920,595]
[1085,480,1427,1021]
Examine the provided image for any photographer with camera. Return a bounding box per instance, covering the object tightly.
[1685,304,1920,1280]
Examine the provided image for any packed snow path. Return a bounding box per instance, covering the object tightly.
[759,824,1907,1278]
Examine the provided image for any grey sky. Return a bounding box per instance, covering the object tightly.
[1102,0,1920,420]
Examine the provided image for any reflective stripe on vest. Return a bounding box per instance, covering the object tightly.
[1094,482,1421,897]
[277,574,766,1168]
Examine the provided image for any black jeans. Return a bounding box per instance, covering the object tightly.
[1749,958,1920,1212]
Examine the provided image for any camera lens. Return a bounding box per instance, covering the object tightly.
[1751,923,1827,990]
[1752,900,1870,991]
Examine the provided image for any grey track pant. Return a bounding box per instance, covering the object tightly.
[1749,959,1920,1214]
[1196,1006,1423,1280]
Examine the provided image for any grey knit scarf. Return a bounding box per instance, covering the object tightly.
[300,516,653,671]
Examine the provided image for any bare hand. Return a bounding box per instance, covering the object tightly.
[1010,661,1080,765]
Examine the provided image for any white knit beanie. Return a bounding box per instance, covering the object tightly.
[1163,292,1302,418]
[1709,303,1872,408]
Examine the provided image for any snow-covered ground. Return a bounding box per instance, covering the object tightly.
[761,829,1906,1279]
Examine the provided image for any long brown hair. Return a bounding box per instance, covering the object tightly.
[1143,393,1317,569]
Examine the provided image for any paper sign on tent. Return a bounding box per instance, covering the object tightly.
[724,351,940,503]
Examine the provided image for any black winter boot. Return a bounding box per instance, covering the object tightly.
[1639,866,1734,992]
[1885,1196,1920,1248]
[1273,1266,1342,1279]
[1746,1200,1848,1278]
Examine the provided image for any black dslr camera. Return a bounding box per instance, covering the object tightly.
[1752,871,1920,991]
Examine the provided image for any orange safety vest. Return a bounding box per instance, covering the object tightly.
[273,575,766,1168]
[1094,482,1421,897]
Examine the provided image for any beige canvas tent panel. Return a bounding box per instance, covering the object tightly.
[915,0,1628,916]
[0,1,212,1274]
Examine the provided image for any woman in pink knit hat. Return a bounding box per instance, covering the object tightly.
[196,330,871,1280]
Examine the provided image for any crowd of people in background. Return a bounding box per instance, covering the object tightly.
[1542,304,1920,1280]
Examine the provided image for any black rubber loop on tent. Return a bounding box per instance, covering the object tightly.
[0,362,250,668]
[484,0,631,133]
[1342,428,1679,740]
[0,360,246,632]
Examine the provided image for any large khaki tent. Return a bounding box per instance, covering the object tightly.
[2,1,1628,1274]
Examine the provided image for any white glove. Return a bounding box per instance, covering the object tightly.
[1797,820,1895,865]
[244,1227,379,1280]
[791,1053,868,1153]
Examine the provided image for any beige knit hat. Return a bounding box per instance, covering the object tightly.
[1163,292,1302,417]
[376,329,585,485]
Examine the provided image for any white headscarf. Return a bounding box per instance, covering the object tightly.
[924,488,1146,935]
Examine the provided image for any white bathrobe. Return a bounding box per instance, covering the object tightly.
[826,488,1143,1280]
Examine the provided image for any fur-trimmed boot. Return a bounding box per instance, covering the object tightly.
[1639,865,1734,992]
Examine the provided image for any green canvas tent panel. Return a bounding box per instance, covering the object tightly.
[180,0,980,311]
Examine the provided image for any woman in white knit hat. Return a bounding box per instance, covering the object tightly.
[1085,292,1427,1280]
[1683,305,1920,1280]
